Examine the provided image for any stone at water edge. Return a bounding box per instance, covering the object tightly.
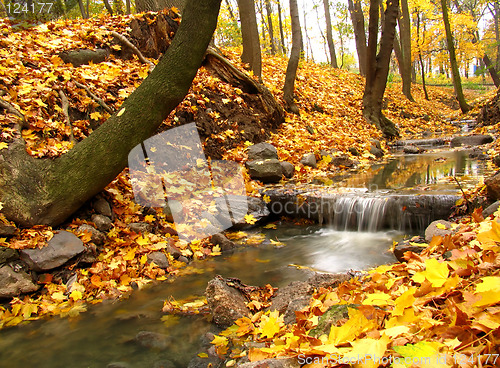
[210,233,236,252]
[483,201,500,218]
[91,214,113,232]
[450,134,494,147]
[280,161,295,179]
[424,220,454,243]
[403,145,424,154]
[331,155,355,168]
[147,252,169,269]
[269,281,314,314]
[128,222,152,234]
[0,265,39,298]
[246,159,283,183]
[369,145,384,158]
[215,195,270,230]
[247,142,279,161]
[300,153,317,168]
[93,197,113,218]
[485,172,500,200]
[205,276,250,327]
[20,231,85,272]
[0,247,18,264]
[77,224,106,245]
[133,330,171,350]
[0,224,16,237]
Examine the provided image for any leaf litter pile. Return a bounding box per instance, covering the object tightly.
[0,12,498,365]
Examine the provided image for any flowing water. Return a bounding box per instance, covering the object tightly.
[0,148,492,368]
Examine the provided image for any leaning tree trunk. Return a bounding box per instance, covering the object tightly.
[283,0,302,114]
[0,0,221,227]
[277,0,287,54]
[348,0,367,76]
[440,0,470,113]
[103,0,114,15]
[77,0,88,18]
[398,0,413,101]
[363,0,400,139]
[416,11,429,100]
[237,0,262,79]
[265,0,276,55]
[323,0,338,68]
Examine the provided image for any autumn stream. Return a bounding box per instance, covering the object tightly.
[0,147,494,368]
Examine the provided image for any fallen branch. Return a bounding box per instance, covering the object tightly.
[454,176,472,210]
[0,97,28,130]
[73,80,114,114]
[58,90,76,144]
[110,31,155,72]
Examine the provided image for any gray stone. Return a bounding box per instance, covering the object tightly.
[370,139,382,150]
[246,159,283,183]
[247,142,279,161]
[310,304,352,337]
[280,161,295,179]
[166,244,182,259]
[177,256,189,264]
[91,214,112,232]
[0,247,18,264]
[0,265,39,298]
[369,145,384,158]
[0,224,16,237]
[134,331,171,350]
[77,224,106,245]
[283,297,310,325]
[93,197,112,217]
[205,276,250,327]
[451,134,494,147]
[483,201,500,218]
[128,222,152,234]
[307,273,350,289]
[393,243,425,263]
[424,220,454,242]
[236,358,300,368]
[300,153,317,168]
[493,156,500,167]
[270,281,314,314]
[163,200,183,223]
[20,231,85,272]
[486,172,500,200]
[79,244,98,264]
[403,145,424,154]
[211,233,236,252]
[215,195,270,230]
[349,147,360,156]
[332,155,355,168]
[200,211,225,235]
[147,252,170,269]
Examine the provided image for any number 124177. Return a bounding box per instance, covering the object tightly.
[6,2,53,14]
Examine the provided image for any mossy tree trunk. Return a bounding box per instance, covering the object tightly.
[362,0,400,139]
[0,0,221,227]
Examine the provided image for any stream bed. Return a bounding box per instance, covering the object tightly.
[0,147,494,368]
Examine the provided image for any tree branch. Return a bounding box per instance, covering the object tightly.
[0,97,28,130]
[73,80,114,114]
[110,31,156,72]
[58,90,76,144]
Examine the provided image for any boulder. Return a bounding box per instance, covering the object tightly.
[269,281,313,314]
[280,161,295,179]
[210,233,236,252]
[370,139,382,150]
[93,197,113,217]
[331,155,355,168]
[307,273,350,289]
[450,134,494,147]
[236,358,300,368]
[133,331,171,350]
[349,147,360,156]
[246,159,283,183]
[0,224,16,237]
[20,231,85,272]
[91,214,113,232]
[128,222,152,234]
[77,224,106,245]
[216,195,270,230]
[310,304,352,337]
[403,145,424,154]
[393,242,426,262]
[469,148,489,160]
[485,172,500,200]
[424,220,454,242]
[300,153,317,168]
[205,276,250,327]
[483,201,500,218]
[283,297,310,325]
[0,247,18,264]
[147,252,170,269]
[493,156,500,167]
[247,142,279,161]
[166,244,182,259]
[0,265,39,298]
[369,146,384,158]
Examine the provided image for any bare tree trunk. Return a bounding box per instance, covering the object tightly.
[237,0,262,79]
[0,0,222,227]
[277,0,286,54]
[136,0,186,12]
[363,0,400,139]
[225,0,237,22]
[126,0,131,14]
[347,0,367,76]
[103,0,114,15]
[265,0,276,55]
[283,0,302,114]
[323,0,338,68]
[494,2,500,70]
[416,11,429,100]
[77,0,88,18]
[483,54,500,87]
[398,0,413,101]
[440,0,470,113]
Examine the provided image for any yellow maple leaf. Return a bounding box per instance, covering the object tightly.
[392,287,416,316]
[473,276,500,307]
[329,308,377,345]
[0,142,8,151]
[263,195,271,203]
[211,335,228,347]
[435,223,447,230]
[363,292,393,306]
[123,248,136,261]
[344,335,390,368]
[412,258,449,287]
[90,111,101,120]
[244,214,257,225]
[70,290,83,301]
[258,310,282,339]
[144,214,155,223]
[136,235,150,246]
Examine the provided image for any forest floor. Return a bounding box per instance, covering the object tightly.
[0,13,499,365]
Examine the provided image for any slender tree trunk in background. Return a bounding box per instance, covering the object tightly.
[277,0,286,54]
[265,0,276,54]
[302,3,313,62]
[126,0,131,14]
[237,0,262,79]
[323,0,338,68]
[283,0,302,114]
[363,0,400,139]
[494,2,500,70]
[225,0,237,22]
[398,0,413,101]
[440,0,470,113]
[103,0,114,15]
[86,0,89,17]
[0,0,222,227]
[416,12,429,100]
[77,0,88,18]
[348,0,367,76]
[483,54,500,87]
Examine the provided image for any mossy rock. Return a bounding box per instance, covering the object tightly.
[310,304,358,337]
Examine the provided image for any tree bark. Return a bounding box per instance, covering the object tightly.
[277,0,287,54]
[237,0,262,79]
[136,0,186,12]
[0,0,221,227]
[483,54,500,87]
[416,11,429,100]
[440,0,470,113]
[397,0,413,101]
[77,0,88,18]
[494,2,500,70]
[323,0,338,68]
[103,0,114,15]
[283,0,301,114]
[362,0,400,139]
[347,0,367,76]
[265,0,276,55]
